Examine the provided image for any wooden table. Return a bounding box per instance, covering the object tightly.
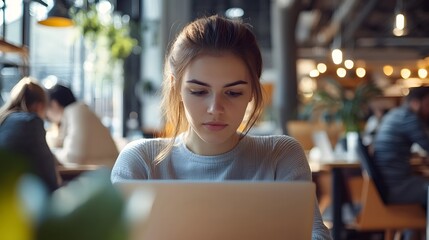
[57,164,104,182]
[309,159,361,240]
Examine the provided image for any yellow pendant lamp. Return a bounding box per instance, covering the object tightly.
[38,0,74,27]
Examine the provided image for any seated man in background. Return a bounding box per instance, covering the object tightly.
[0,77,59,192]
[373,86,429,205]
[46,84,119,168]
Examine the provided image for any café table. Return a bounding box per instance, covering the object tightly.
[57,164,104,182]
[309,159,361,240]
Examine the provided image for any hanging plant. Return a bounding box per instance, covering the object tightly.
[70,5,137,62]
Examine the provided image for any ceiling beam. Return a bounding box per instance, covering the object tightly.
[343,0,378,45]
[315,0,359,46]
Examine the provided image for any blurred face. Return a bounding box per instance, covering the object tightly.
[180,52,252,155]
[29,102,47,119]
[46,100,64,124]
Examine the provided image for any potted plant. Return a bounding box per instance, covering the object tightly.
[305,78,382,133]
[304,78,382,160]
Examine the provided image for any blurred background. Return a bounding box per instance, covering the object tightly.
[2,0,429,138]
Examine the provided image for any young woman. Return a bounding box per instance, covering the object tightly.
[45,84,118,168]
[0,77,59,193]
[111,15,331,239]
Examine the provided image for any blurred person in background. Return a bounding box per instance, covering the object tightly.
[374,86,429,205]
[46,84,118,168]
[0,77,59,193]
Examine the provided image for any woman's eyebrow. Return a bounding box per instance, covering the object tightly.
[224,80,248,88]
[186,79,248,88]
[186,79,210,87]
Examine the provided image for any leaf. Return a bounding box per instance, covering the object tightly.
[304,79,382,131]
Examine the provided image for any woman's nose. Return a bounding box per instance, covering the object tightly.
[207,95,225,114]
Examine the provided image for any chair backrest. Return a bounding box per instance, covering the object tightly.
[356,135,389,204]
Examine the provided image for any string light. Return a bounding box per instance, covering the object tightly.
[316,63,327,73]
[383,65,394,76]
[356,67,366,78]
[400,68,411,79]
[336,67,346,78]
[418,69,428,79]
[309,69,320,78]
[344,59,354,69]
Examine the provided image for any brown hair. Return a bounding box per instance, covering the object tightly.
[0,77,47,124]
[156,15,264,162]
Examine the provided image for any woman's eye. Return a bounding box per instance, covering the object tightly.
[226,90,243,97]
[189,89,207,96]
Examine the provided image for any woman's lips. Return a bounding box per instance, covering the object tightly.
[203,122,228,131]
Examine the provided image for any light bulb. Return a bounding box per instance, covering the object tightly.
[418,69,428,79]
[316,63,327,73]
[309,69,320,78]
[393,13,406,36]
[383,65,394,76]
[356,67,366,78]
[331,49,343,65]
[395,13,405,30]
[336,68,346,78]
[344,59,354,69]
[400,68,411,79]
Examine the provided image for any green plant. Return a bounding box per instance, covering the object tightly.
[305,78,382,132]
[71,6,137,62]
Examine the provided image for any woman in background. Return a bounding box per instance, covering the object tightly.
[0,77,59,193]
[46,84,119,168]
[111,15,331,239]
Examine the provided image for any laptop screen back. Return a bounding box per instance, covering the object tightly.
[115,181,315,240]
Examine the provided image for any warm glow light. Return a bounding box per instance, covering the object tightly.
[316,63,327,73]
[383,65,394,76]
[393,28,405,37]
[400,68,411,79]
[395,13,405,30]
[356,67,366,78]
[344,59,354,69]
[309,69,320,78]
[336,68,347,78]
[331,49,343,65]
[418,68,428,79]
[393,13,406,36]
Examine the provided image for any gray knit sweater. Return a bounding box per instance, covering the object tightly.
[111,134,332,240]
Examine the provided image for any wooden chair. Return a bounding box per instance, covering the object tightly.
[351,136,426,240]
[286,120,343,151]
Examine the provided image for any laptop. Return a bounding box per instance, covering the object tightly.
[114,181,315,240]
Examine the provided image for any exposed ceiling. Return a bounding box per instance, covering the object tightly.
[296,0,429,71]
[191,0,429,73]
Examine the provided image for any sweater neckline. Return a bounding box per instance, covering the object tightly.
[175,133,248,163]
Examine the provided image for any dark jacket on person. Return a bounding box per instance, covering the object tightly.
[0,112,58,192]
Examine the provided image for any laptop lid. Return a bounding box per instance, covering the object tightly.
[115,181,315,240]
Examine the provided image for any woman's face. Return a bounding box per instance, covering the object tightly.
[180,52,252,155]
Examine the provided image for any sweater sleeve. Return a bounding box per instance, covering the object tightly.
[403,112,429,152]
[273,136,332,240]
[111,139,154,183]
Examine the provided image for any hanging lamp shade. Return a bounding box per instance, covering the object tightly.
[38,0,74,27]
